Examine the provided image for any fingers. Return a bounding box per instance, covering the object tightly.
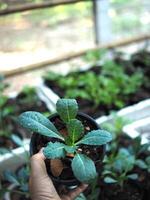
[61,184,88,200]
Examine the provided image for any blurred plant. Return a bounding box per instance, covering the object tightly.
[83,49,107,64]
[101,115,129,140]
[127,136,150,173]
[103,148,138,188]
[17,86,39,105]
[3,165,30,199]
[44,60,144,110]
[0,75,14,137]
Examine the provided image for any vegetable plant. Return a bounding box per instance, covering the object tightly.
[103,148,138,188]
[3,165,30,199]
[0,76,14,137]
[18,98,112,183]
[17,86,39,105]
[43,60,143,111]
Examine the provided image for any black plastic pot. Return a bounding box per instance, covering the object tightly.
[30,112,106,186]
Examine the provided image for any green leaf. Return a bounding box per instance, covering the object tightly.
[127,173,138,180]
[76,130,112,146]
[75,193,87,200]
[18,111,64,140]
[104,177,117,184]
[11,134,23,147]
[113,148,135,172]
[72,154,97,183]
[56,99,78,123]
[67,119,84,144]
[4,171,20,185]
[43,142,65,159]
[135,159,147,169]
[64,146,77,154]
[145,156,150,166]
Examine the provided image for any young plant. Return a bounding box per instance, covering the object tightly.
[3,165,30,198]
[103,148,138,188]
[43,59,143,111]
[0,76,14,137]
[17,86,39,105]
[18,98,112,183]
[128,136,150,173]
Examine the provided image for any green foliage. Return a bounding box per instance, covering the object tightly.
[56,98,78,123]
[0,76,14,137]
[103,148,137,188]
[17,86,39,105]
[44,60,143,110]
[101,115,129,140]
[3,165,30,197]
[83,49,107,63]
[43,142,66,159]
[76,130,112,146]
[66,119,84,145]
[72,154,97,183]
[18,111,63,140]
[18,98,112,183]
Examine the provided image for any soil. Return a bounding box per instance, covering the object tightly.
[30,113,105,186]
[100,182,143,200]
[11,191,31,200]
[44,51,150,118]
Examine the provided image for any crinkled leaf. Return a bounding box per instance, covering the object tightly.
[64,146,77,154]
[104,177,117,184]
[127,173,138,180]
[67,119,84,144]
[43,142,65,159]
[76,130,112,146]
[18,111,64,140]
[72,154,97,183]
[56,99,78,123]
[135,159,147,169]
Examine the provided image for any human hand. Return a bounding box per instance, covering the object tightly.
[30,149,88,200]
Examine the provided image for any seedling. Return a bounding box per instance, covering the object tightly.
[18,98,112,183]
[0,76,14,137]
[43,60,143,111]
[3,165,30,198]
[103,148,138,188]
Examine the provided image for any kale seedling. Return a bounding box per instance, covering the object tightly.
[18,98,112,183]
[103,148,138,188]
[3,165,30,198]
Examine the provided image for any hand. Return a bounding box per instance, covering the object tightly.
[30,149,88,200]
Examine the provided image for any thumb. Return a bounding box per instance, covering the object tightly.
[30,149,61,200]
[30,148,49,180]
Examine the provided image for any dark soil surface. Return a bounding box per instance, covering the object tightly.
[100,182,143,200]
[11,192,31,200]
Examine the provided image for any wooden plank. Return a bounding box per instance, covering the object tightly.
[0,0,86,16]
[2,34,150,77]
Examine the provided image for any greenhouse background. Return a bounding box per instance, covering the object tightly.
[0,0,150,200]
